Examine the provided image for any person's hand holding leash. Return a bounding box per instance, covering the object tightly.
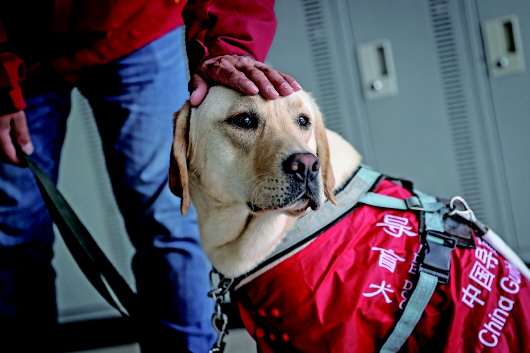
[189,55,301,106]
[0,110,34,165]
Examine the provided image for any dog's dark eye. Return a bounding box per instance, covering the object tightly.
[298,115,311,128]
[227,113,259,129]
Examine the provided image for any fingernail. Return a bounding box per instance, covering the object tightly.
[280,83,294,92]
[248,82,259,94]
[21,142,34,155]
[266,86,279,96]
[293,81,302,90]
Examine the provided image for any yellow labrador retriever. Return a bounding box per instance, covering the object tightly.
[169,86,530,353]
[169,85,360,277]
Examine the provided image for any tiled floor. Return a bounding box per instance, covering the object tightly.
[74,329,256,353]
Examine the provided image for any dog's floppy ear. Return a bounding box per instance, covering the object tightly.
[313,106,338,206]
[169,101,192,215]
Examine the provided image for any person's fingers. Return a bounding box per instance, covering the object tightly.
[249,61,293,97]
[0,118,19,164]
[235,65,280,100]
[12,111,33,155]
[279,72,302,93]
[225,69,261,96]
[0,111,31,165]
[193,55,302,102]
[202,56,259,95]
[189,74,210,106]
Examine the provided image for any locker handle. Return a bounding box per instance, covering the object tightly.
[503,20,516,54]
[498,19,517,68]
[372,45,389,91]
[482,15,525,76]
[357,40,399,99]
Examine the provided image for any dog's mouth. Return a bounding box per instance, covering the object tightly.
[247,192,320,216]
[284,194,320,216]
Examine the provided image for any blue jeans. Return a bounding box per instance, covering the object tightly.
[0,27,215,352]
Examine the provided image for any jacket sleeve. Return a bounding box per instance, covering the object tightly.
[183,0,277,73]
[0,21,26,115]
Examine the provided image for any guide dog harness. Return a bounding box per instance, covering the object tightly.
[208,166,530,353]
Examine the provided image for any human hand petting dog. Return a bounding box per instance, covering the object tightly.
[188,54,302,106]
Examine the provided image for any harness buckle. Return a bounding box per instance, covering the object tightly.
[419,231,456,284]
[405,196,423,211]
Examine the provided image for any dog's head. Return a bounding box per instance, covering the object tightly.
[169,86,337,217]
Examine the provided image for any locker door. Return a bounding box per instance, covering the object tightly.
[474,0,530,261]
[344,0,489,203]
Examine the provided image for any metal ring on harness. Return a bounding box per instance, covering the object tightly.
[448,196,489,235]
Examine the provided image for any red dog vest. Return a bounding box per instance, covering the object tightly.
[234,179,530,352]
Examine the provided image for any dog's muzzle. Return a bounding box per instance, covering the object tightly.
[281,152,321,211]
[282,153,320,183]
[247,152,321,214]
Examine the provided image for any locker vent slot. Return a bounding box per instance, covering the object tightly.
[429,0,484,220]
[302,0,342,132]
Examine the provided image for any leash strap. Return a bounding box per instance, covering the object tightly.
[22,154,137,317]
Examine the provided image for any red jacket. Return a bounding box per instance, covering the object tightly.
[235,180,530,352]
[0,0,276,114]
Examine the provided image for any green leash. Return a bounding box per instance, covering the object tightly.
[21,153,137,317]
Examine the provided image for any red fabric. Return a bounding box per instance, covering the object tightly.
[0,0,184,114]
[0,52,26,112]
[236,180,530,352]
[50,0,187,81]
[183,0,276,73]
[0,0,276,114]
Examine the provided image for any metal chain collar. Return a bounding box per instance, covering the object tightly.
[208,270,234,353]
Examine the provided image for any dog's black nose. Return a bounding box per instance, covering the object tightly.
[283,153,320,182]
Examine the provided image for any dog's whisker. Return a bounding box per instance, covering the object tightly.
[249,180,271,207]
[249,176,283,209]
